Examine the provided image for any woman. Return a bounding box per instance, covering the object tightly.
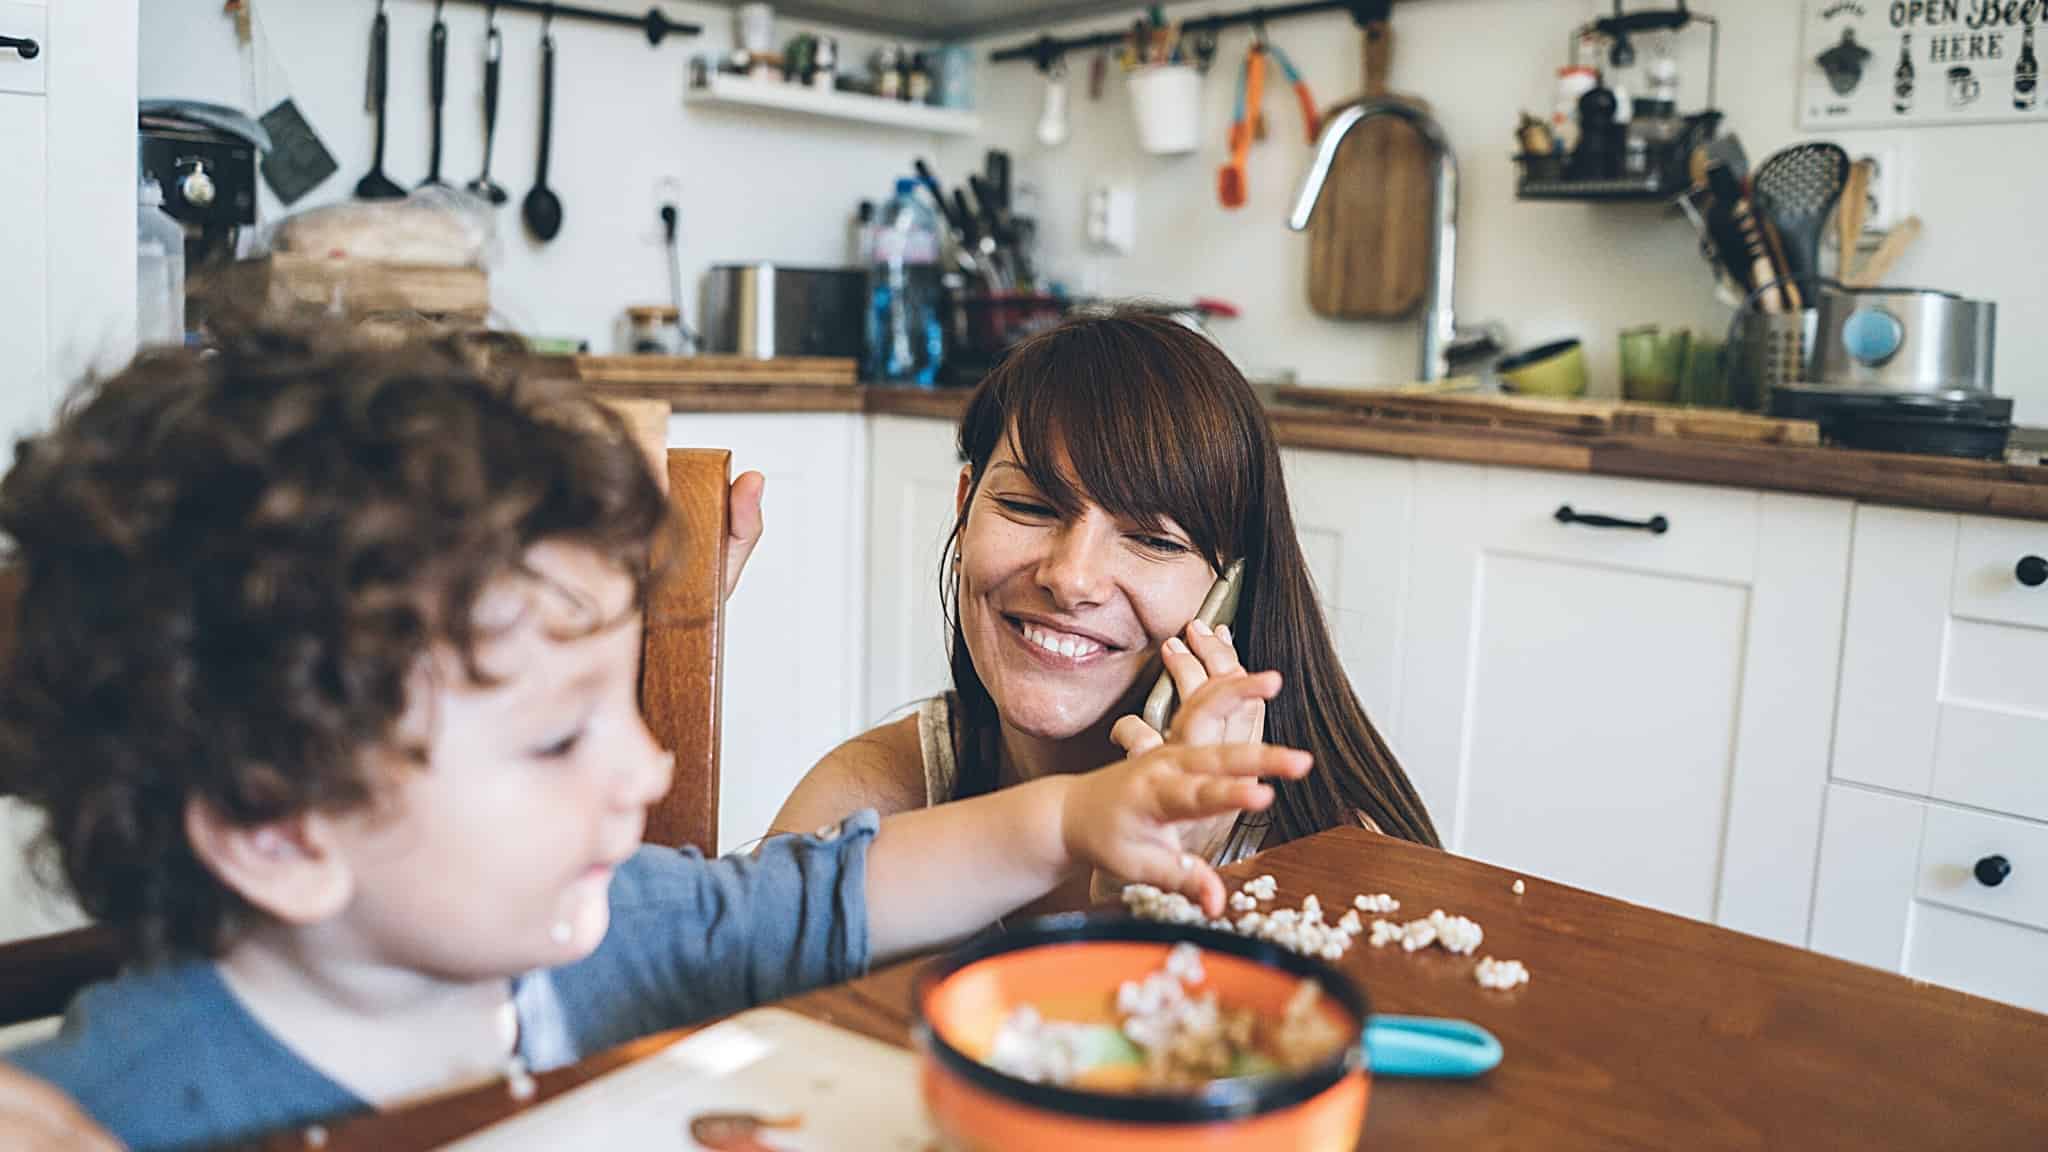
[774,309,1437,902]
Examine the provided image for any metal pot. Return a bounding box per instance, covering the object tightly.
[1809,287,1996,399]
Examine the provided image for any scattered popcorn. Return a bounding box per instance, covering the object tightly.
[1121,884,1208,927]
[1476,957,1530,990]
[1512,879,1526,896]
[302,1125,328,1149]
[1400,918,1439,953]
[1368,919,1402,948]
[1164,941,1205,984]
[1229,890,1258,913]
[1244,874,1278,902]
[1337,909,1363,935]
[1353,893,1400,915]
[1125,883,1358,961]
[1428,909,1485,956]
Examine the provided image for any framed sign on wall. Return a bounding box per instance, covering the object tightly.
[1802,0,2042,128]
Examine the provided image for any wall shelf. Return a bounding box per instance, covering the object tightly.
[685,73,981,136]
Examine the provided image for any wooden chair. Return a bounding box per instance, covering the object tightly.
[0,444,731,1027]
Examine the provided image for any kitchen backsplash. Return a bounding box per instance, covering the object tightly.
[946,0,2048,422]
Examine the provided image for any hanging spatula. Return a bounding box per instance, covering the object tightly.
[1751,142,1848,292]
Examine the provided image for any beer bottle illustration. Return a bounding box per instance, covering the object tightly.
[1894,33,1915,114]
[2018,22,2039,112]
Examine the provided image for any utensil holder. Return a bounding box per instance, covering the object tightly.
[1129,64,1201,155]
[1725,308,1817,412]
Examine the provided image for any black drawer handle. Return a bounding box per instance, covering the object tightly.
[0,35,38,60]
[1974,855,2011,887]
[2018,556,2048,588]
[1555,505,1669,535]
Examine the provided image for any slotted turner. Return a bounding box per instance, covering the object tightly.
[1751,142,1848,292]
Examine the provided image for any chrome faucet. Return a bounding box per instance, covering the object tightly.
[1289,100,1499,383]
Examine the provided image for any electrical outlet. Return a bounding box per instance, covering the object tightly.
[1855,145,1910,234]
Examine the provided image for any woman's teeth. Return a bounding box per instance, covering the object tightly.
[1020,621,1104,659]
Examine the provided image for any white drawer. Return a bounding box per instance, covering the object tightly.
[1951,515,2048,630]
[0,2,45,97]
[1480,467,1758,585]
[1811,784,2048,1014]
[1916,803,2048,935]
[1835,506,2048,821]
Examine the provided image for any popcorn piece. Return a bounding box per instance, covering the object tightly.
[1165,941,1206,985]
[1399,919,1438,952]
[303,1126,329,1149]
[1512,879,1526,896]
[1229,891,1258,913]
[1428,909,1484,956]
[1337,909,1363,935]
[1353,893,1400,916]
[1476,957,1530,990]
[1368,919,1402,948]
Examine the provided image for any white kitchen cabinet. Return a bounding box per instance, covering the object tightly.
[1834,506,2048,822]
[667,412,868,853]
[863,414,963,725]
[2,0,136,948]
[0,0,135,446]
[1400,462,1852,942]
[1278,448,1413,745]
[1810,783,2048,1014]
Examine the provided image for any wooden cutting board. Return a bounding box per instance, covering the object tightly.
[1306,20,1434,319]
[1272,385,1823,446]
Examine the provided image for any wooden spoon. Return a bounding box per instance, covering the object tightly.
[1836,158,1870,283]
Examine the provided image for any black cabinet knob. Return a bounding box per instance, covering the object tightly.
[1974,855,2011,887]
[2018,555,2048,588]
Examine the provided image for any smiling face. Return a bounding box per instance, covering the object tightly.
[327,542,674,980]
[954,431,1219,742]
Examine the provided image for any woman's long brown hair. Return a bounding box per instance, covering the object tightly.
[940,307,1441,848]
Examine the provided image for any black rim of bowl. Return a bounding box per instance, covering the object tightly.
[912,913,1370,1125]
[1497,338,1581,373]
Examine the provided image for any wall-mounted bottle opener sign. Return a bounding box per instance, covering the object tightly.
[1801,0,2041,128]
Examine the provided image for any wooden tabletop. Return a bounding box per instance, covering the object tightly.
[278,827,2048,1151]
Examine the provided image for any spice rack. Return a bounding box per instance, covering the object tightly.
[1515,3,1722,204]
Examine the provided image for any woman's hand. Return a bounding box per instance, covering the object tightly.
[1125,622,1272,754]
[1062,727,1311,918]
[723,471,765,602]
[0,1065,121,1151]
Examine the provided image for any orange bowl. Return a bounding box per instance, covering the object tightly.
[913,916,1371,1152]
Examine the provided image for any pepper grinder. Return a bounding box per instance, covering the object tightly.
[1569,82,1624,180]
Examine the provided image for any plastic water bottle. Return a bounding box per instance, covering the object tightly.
[136,179,186,347]
[866,177,943,386]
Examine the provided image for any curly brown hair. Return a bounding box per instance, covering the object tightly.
[0,321,669,958]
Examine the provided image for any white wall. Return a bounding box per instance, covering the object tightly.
[951,0,2048,420]
[140,0,932,353]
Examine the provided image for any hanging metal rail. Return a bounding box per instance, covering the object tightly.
[420,0,700,46]
[988,0,1389,69]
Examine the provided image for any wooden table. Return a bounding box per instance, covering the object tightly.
[280,828,2048,1151]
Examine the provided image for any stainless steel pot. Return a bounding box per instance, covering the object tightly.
[1809,288,1997,398]
[699,263,867,359]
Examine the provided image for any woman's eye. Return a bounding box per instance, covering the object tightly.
[532,728,585,760]
[1133,534,1190,555]
[994,497,1055,518]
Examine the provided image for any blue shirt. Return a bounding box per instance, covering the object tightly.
[5,811,877,1151]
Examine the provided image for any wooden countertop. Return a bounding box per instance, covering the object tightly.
[294,827,2048,1151]
[589,377,2048,522]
